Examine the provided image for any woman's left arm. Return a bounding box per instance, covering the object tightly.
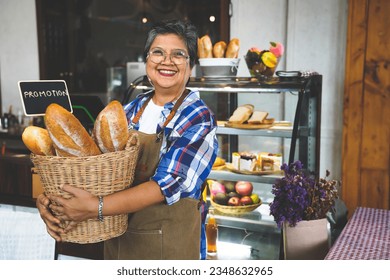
[152,115,218,205]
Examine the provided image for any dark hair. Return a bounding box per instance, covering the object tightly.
[143,19,198,68]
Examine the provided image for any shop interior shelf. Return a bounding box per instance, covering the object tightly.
[208,169,283,184]
[206,199,279,233]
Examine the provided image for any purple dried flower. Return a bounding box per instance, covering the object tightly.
[269,161,339,228]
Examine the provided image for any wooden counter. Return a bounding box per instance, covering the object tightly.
[0,153,36,207]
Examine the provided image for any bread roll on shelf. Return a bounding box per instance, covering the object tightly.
[197,35,213,58]
[225,38,240,58]
[212,41,227,58]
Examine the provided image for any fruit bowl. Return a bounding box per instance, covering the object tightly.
[245,42,284,80]
[245,52,279,80]
[210,199,262,215]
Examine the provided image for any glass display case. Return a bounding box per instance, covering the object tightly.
[140,75,322,259]
[195,75,322,259]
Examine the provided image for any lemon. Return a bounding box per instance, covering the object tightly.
[261,52,277,68]
[250,193,261,204]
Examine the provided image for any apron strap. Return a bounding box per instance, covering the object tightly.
[130,95,153,127]
[131,89,190,130]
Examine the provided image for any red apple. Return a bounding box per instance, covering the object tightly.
[235,181,253,196]
[240,196,253,205]
[228,196,240,206]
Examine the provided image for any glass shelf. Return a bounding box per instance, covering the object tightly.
[187,76,316,93]
[216,125,293,137]
[209,169,283,184]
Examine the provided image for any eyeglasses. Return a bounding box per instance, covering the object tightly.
[147,48,190,65]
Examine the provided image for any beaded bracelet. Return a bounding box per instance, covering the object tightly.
[98,196,104,222]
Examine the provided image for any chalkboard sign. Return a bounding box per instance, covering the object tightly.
[18,80,73,116]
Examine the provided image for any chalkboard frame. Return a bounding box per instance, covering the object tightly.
[18,80,73,116]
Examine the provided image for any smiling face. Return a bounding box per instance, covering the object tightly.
[146,34,192,98]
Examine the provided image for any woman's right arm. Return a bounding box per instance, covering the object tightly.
[36,193,64,242]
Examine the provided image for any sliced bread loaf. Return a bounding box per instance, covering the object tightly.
[247,111,269,124]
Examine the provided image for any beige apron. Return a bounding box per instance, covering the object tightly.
[104,91,201,260]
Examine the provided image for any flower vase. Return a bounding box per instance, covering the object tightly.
[283,218,330,260]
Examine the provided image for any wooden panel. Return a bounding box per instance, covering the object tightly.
[361,0,390,170]
[361,169,389,208]
[361,0,390,209]
[343,0,390,214]
[342,0,368,213]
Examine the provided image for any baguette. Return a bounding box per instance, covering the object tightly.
[92,100,129,153]
[45,103,101,157]
[22,126,55,156]
[225,38,240,58]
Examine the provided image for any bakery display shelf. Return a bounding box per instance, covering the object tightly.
[208,169,282,184]
[216,125,293,137]
[187,76,315,94]
[206,198,278,233]
[138,75,320,94]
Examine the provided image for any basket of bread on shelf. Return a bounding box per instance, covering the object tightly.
[207,179,262,215]
[198,34,240,77]
[22,101,140,244]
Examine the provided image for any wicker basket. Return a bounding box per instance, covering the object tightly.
[30,133,140,244]
[210,199,262,215]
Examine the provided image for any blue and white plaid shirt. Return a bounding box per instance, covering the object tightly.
[123,89,218,259]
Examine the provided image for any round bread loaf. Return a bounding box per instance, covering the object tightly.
[22,126,55,156]
[92,100,129,153]
[45,103,101,157]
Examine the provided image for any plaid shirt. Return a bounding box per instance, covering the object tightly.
[123,89,218,259]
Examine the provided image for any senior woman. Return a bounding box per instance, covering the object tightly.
[36,19,218,260]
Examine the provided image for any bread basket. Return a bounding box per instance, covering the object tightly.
[210,198,262,215]
[30,133,140,244]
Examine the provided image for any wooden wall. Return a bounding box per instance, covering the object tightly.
[342,0,390,215]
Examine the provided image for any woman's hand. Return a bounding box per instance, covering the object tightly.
[48,185,99,232]
[36,193,64,242]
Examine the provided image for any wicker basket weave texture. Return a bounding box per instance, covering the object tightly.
[210,199,262,215]
[30,133,140,244]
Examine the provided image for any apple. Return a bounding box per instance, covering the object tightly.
[239,196,253,205]
[235,181,253,196]
[210,181,226,196]
[228,196,240,206]
[269,42,284,58]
